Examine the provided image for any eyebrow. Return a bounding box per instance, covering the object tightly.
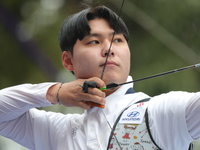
[87,32,115,38]
[82,32,123,42]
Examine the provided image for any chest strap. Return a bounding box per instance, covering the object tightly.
[107,98,193,150]
[107,98,161,150]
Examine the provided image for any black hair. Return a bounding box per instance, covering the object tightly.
[58,5,130,54]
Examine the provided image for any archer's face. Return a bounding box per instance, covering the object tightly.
[62,18,130,85]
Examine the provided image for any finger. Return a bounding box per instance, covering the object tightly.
[67,85,104,105]
[75,78,106,108]
[87,77,106,89]
[79,100,104,109]
[85,101,105,108]
[87,87,106,97]
[77,101,92,110]
[78,92,106,105]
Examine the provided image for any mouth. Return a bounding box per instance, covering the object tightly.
[100,61,119,67]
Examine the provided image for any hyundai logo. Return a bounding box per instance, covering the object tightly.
[127,111,140,117]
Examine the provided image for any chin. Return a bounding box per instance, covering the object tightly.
[102,76,119,85]
[103,73,128,86]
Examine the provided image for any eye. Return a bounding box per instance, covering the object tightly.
[87,40,99,45]
[113,38,123,43]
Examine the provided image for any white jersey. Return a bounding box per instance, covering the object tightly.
[0,76,200,150]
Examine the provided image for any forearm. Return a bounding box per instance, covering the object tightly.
[0,83,56,122]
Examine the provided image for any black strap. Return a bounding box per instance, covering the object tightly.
[145,108,162,149]
[188,143,194,150]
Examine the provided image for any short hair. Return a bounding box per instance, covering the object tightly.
[58,5,130,54]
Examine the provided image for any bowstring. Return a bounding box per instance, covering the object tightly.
[100,0,125,80]
[100,1,125,150]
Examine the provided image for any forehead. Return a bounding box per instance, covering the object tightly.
[86,18,124,38]
[88,18,113,33]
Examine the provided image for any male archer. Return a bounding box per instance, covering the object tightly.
[0,5,200,150]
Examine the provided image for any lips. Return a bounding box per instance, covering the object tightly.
[100,61,119,67]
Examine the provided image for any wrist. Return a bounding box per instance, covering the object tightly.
[56,83,64,105]
[46,83,63,104]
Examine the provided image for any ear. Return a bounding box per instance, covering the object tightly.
[62,51,74,71]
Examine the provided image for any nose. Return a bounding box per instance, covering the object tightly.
[101,41,115,57]
[103,50,114,57]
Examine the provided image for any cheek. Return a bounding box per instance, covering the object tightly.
[73,55,91,70]
[72,52,100,77]
[122,50,131,76]
[121,49,131,68]
[76,52,98,66]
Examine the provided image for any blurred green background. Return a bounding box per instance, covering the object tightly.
[0,0,200,149]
